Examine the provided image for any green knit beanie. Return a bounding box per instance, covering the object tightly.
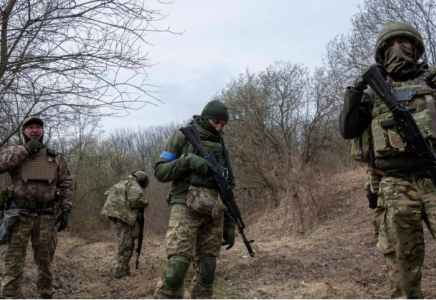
[200,100,229,122]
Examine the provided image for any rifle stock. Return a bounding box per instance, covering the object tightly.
[362,65,436,186]
[181,125,255,257]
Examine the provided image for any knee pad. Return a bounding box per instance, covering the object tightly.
[197,257,216,287]
[162,258,190,290]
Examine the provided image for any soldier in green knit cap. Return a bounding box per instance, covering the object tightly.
[153,100,236,299]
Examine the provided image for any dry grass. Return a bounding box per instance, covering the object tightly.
[3,168,436,298]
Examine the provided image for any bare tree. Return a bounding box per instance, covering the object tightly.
[325,0,436,91]
[0,0,177,146]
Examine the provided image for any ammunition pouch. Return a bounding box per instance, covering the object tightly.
[12,199,54,210]
[350,128,371,163]
[371,83,436,158]
[186,186,226,222]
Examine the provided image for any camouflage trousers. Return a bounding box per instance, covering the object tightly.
[115,219,134,278]
[373,176,436,299]
[1,214,57,299]
[154,203,224,299]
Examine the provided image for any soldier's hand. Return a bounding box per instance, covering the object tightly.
[222,213,236,250]
[425,72,436,89]
[366,190,378,209]
[352,64,386,91]
[186,153,217,175]
[25,140,42,155]
[55,210,70,232]
[222,225,236,250]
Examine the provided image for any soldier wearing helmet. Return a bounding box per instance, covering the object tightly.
[0,116,73,298]
[340,22,436,298]
[101,170,149,278]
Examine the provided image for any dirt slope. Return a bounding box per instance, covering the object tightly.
[2,169,436,299]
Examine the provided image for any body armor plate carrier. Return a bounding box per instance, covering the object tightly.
[21,151,56,183]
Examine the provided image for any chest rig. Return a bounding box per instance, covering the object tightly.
[21,149,57,184]
[188,138,228,188]
[371,74,436,158]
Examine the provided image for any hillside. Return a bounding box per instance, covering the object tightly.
[2,169,436,299]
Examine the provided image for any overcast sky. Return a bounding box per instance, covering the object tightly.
[100,0,363,133]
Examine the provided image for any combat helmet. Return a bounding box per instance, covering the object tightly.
[132,170,149,188]
[375,21,425,65]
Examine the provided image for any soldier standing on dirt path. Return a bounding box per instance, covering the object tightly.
[153,100,236,299]
[339,21,436,298]
[0,116,74,299]
[101,170,149,278]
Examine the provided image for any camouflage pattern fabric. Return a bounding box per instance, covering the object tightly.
[0,145,73,215]
[375,175,436,298]
[101,176,146,226]
[114,220,134,278]
[154,203,223,299]
[1,214,57,299]
[375,21,425,65]
[186,186,226,223]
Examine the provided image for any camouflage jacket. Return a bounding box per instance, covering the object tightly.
[339,66,435,180]
[154,116,235,205]
[101,175,147,226]
[0,144,74,215]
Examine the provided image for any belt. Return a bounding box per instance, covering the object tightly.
[12,199,54,210]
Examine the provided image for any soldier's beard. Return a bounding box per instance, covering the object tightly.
[384,44,417,80]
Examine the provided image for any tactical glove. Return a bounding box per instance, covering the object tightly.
[352,64,386,91]
[366,190,378,209]
[222,214,236,250]
[425,72,436,89]
[25,140,42,155]
[55,210,70,232]
[186,153,217,175]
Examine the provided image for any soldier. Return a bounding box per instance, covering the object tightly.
[101,170,149,278]
[0,116,73,299]
[339,22,436,298]
[153,100,236,299]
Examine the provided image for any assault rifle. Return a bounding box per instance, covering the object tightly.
[135,207,145,269]
[181,125,255,257]
[362,65,436,186]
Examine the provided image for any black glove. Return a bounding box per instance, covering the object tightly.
[25,140,42,155]
[186,153,217,175]
[55,210,70,232]
[222,214,236,250]
[366,190,378,209]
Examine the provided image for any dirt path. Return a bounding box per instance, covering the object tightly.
[3,170,436,298]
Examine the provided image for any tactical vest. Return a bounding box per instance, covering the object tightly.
[20,149,56,183]
[189,139,226,188]
[168,125,228,204]
[371,73,436,158]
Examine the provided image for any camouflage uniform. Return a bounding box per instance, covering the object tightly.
[101,174,148,278]
[154,101,235,299]
[339,22,436,298]
[0,118,73,298]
